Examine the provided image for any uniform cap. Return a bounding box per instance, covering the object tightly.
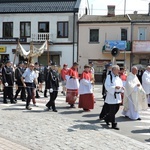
[5,60,11,64]
[105,63,112,68]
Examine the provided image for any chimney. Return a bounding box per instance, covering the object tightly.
[134,11,138,14]
[107,5,115,17]
[148,3,150,16]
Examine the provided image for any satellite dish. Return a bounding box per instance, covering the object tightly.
[111,47,120,57]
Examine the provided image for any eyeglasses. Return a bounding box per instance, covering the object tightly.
[30,66,34,67]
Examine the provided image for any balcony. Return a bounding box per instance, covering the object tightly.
[31,33,53,42]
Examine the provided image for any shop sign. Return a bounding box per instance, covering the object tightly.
[105,40,127,51]
[132,41,150,53]
[0,38,27,43]
[0,46,6,53]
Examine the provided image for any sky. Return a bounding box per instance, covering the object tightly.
[88,0,149,15]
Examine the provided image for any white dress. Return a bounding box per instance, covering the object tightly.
[122,95,139,119]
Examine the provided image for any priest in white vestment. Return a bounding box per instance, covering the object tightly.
[142,66,150,107]
[122,66,147,120]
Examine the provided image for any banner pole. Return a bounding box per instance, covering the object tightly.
[13,38,19,66]
[47,40,50,65]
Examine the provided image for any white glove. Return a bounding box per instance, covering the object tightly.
[49,88,53,93]
[5,82,8,87]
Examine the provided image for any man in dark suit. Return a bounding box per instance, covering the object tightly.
[14,62,26,102]
[99,62,112,120]
[44,62,51,97]
[45,63,59,112]
[2,60,16,104]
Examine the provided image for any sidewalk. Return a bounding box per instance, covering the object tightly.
[0,137,30,150]
[0,104,150,150]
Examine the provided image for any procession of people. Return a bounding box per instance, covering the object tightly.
[0,59,149,131]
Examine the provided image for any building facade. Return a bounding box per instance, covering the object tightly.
[0,0,89,67]
[78,5,150,82]
[130,12,150,68]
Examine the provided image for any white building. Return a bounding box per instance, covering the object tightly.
[0,0,89,67]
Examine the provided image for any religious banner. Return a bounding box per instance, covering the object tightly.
[105,40,127,51]
[17,40,48,58]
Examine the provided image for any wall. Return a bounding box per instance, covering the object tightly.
[132,23,150,40]
[0,13,75,43]
[78,22,131,76]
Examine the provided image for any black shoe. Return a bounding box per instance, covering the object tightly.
[112,123,119,130]
[137,118,141,120]
[53,109,58,112]
[26,106,32,110]
[44,95,48,98]
[22,99,26,101]
[11,101,16,104]
[3,101,8,104]
[105,120,110,126]
[99,117,104,120]
[14,99,17,102]
[35,96,40,98]
[44,107,50,111]
[83,109,90,112]
[70,104,75,108]
[112,126,120,130]
[99,115,105,120]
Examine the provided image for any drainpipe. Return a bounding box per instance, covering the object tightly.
[127,14,133,71]
[77,20,79,62]
[73,11,75,63]
[130,21,133,70]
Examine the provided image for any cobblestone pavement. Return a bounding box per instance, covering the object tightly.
[0,84,150,150]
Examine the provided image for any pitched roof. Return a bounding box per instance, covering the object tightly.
[0,0,78,13]
[78,14,150,23]
[128,14,150,22]
[78,15,130,23]
[0,0,76,2]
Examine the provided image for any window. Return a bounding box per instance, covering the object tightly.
[121,28,127,40]
[3,22,13,38]
[88,59,110,73]
[57,22,68,38]
[138,28,146,40]
[20,22,31,37]
[38,22,49,33]
[89,29,99,42]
